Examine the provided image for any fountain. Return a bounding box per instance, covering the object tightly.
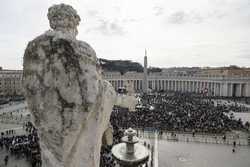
[112,128,149,167]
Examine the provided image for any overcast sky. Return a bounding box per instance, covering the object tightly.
[1,0,250,69]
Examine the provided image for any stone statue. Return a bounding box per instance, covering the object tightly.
[23,4,116,167]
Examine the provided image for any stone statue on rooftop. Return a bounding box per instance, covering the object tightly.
[23,3,116,167]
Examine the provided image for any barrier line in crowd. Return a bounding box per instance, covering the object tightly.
[137,130,249,146]
[154,132,159,167]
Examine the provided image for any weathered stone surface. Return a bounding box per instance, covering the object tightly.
[23,4,116,167]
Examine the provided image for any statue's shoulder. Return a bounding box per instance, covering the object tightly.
[24,31,97,62]
[77,40,97,60]
[25,32,51,50]
[24,31,54,61]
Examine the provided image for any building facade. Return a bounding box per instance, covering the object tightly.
[103,71,250,97]
[1,66,250,97]
[0,69,23,96]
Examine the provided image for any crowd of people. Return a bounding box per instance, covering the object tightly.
[0,122,41,167]
[100,145,116,167]
[215,100,250,113]
[111,92,249,133]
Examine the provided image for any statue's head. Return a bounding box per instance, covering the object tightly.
[47,4,80,37]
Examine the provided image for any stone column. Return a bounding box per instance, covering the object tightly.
[220,82,228,97]
[143,54,148,93]
[173,80,175,91]
[190,81,193,92]
[245,82,250,97]
[246,83,250,97]
[116,81,118,90]
[140,80,143,90]
[163,80,165,90]
[175,80,178,91]
[212,82,215,96]
[172,80,175,91]
[181,81,185,92]
[152,80,154,90]
[159,80,162,90]
[184,81,186,92]
[156,80,158,91]
[136,80,139,90]
[239,83,242,97]
[193,81,195,92]
[174,80,177,91]
[178,80,180,91]
[197,81,199,93]
[162,80,165,90]
[230,83,233,97]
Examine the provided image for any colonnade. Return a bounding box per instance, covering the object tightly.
[107,78,249,97]
[110,79,143,91]
[148,80,221,96]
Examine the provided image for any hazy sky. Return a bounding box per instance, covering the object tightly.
[1,0,250,69]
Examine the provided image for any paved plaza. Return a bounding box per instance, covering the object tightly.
[158,140,250,167]
[0,149,30,167]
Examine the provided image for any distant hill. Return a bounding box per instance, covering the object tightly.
[148,67,162,73]
[99,58,144,74]
[99,58,164,74]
